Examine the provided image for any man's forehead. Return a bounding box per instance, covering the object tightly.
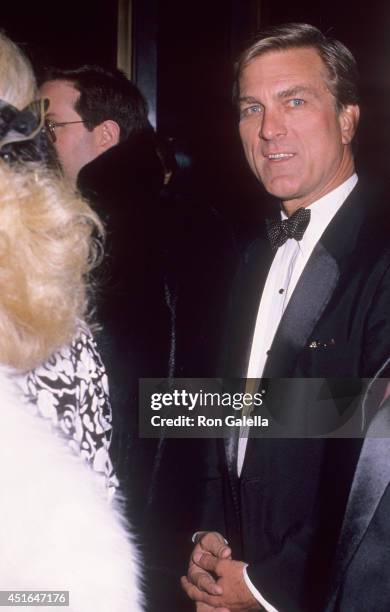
[239,47,328,89]
[41,79,78,101]
[40,79,80,114]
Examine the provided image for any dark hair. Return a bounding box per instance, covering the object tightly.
[234,23,359,111]
[43,65,150,141]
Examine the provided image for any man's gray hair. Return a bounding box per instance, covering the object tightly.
[234,23,359,111]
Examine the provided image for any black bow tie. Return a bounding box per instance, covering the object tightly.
[266,207,311,251]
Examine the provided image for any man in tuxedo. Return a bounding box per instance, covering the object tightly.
[182,23,390,612]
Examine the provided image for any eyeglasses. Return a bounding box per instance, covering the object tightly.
[45,119,87,143]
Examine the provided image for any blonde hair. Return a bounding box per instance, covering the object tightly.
[0,32,103,371]
[0,32,36,109]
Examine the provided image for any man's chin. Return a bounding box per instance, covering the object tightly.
[260,179,302,202]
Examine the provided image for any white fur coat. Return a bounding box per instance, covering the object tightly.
[0,370,143,612]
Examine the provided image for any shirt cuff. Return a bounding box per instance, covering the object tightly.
[243,565,279,612]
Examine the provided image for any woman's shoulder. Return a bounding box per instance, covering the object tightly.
[23,321,108,395]
[16,322,116,489]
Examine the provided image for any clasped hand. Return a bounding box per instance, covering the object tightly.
[181,531,262,611]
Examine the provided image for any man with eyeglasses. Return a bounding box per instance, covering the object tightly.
[39,67,170,409]
[41,66,151,186]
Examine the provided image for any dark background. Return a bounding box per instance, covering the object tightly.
[2,0,390,232]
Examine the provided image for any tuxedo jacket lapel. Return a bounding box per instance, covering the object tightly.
[263,182,367,378]
[325,402,390,609]
[263,242,340,377]
[223,435,240,508]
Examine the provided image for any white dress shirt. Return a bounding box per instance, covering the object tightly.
[239,174,358,611]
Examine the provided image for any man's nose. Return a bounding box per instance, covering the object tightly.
[259,108,287,140]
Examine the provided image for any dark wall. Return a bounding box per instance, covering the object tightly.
[155,0,263,232]
[0,1,117,74]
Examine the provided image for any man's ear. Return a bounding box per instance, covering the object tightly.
[339,104,360,145]
[97,119,121,150]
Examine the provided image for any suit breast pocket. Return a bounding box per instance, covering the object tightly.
[299,338,359,377]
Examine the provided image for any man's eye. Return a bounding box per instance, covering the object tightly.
[288,98,305,108]
[240,105,262,119]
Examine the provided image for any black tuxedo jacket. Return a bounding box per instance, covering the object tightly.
[225,179,390,380]
[204,180,390,611]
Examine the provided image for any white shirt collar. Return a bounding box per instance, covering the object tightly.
[280,173,358,256]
